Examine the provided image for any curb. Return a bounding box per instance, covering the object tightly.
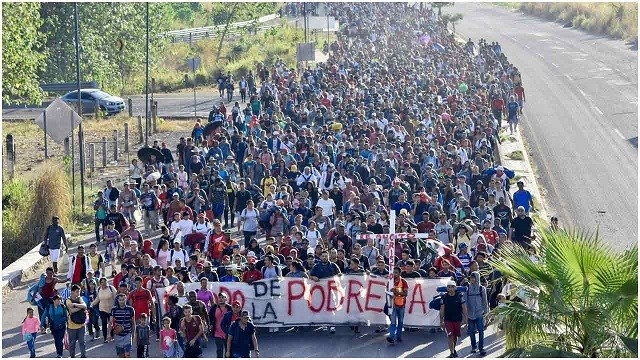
[497,125,550,225]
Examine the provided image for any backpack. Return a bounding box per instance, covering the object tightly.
[68,297,87,325]
[258,206,278,230]
[169,249,188,265]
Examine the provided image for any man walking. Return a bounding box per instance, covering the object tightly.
[66,284,87,358]
[386,266,408,344]
[440,280,467,358]
[44,216,68,274]
[465,271,489,356]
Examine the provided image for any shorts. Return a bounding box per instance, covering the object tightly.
[115,334,132,355]
[445,321,462,337]
[50,248,61,262]
[212,203,225,217]
[508,115,518,123]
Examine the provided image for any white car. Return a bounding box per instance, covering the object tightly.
[61,89,125,115]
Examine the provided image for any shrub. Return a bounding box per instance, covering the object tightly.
[2,161,71,268]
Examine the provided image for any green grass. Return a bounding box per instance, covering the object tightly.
[500,133,516,143]
[508,150,524,161]
[499,2,638,43]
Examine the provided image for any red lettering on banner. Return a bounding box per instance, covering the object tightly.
[326,278,344,311]
[364,279,386,312]
[231,290,245,307]
[346,279,364,313]
[287,280,306,316]
[408,283,427,314]
[308,284,326,313]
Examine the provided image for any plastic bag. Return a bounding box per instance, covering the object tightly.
[63,331,70,350]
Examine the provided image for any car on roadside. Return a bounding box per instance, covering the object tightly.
[61,89,126,115]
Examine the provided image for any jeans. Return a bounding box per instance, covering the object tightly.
[26,332,37,357]
[243,231,256,249]
[215,337,226,358]
[37,297,53,329]
[51,327,66,357]
[67,326,86,357]
[388,306,405,341]
[137,344,149,358]
[95,218,106,242]
[99,311,111,339]
[468,317,485,351]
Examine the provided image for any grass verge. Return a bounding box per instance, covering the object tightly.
[499,2,638,43]
[2,162,72,268]
[507,150,524,161]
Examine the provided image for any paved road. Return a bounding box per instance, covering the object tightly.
[447,3,638,249]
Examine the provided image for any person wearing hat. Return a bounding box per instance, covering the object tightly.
[219,264,241,283]
[242,257,263,284]
[456,242,473,273]
[440,280,468,358]
[44,216,68,274]
[118,181,139,223]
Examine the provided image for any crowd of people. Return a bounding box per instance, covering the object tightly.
[25,3,542,358]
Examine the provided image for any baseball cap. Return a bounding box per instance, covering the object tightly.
[446,280,457,287]
[232,301,242,307]
[247,251,256,258]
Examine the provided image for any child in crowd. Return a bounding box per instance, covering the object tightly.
[136,313,151,358]
[22,307,40,358]
[160,317,179,358]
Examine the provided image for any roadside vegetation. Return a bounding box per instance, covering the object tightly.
[500,3,638,44]
[491,224,638,357]
[2,162,71,268]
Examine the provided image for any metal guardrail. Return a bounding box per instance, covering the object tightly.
[162,14,279,43]
[40,81,99,93]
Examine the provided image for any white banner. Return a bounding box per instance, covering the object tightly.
[157,276,450,327]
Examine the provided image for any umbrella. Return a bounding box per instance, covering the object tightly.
[203,121,223,137]
[483,166,516,179]
[433,43,445,52]
[137,146,164,164]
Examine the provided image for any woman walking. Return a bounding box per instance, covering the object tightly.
[90,277,116,343]
[40,295,67,358]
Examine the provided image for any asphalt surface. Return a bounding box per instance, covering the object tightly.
[447,3,638,249]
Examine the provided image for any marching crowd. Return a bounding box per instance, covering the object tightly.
[24,3,540,359]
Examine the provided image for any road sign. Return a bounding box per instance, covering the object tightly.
[187,57,201,70]
[307,16,338,31]
[296,43,315,62]
[34,98,82,144]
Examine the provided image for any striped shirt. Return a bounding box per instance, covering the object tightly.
[111,305,135,335]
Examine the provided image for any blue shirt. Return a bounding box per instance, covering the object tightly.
[513,190,533,212]
[111,305,135,335]
[507,102,519,117]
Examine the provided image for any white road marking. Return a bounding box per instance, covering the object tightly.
[564,74,573,81]
[525,45,530,49]
[572,58,586,61]
[551,62,559,68]
[578,89,587,98]
[614,128,625,139]
[550,46,565,50]
[593,106,603,115]
[510,37,517,42]
[537,53,544,58]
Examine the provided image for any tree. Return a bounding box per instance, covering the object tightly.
[431,2,453,16]
[2,2,47,105]
[490,226,638,358]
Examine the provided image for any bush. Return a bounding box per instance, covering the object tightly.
[2,161,71,269]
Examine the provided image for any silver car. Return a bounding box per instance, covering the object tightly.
[61,89,126,115]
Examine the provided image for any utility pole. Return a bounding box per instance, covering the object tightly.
[303,2,308,43]
[145,1,150,146]
[75,2,86,212]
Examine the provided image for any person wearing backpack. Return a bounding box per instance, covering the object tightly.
[239,200,260,249]
[464,271,489,356]
[226,310,259,358]
[65,284,88,358]
[40,295,68,358]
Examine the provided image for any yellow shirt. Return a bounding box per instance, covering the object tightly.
[66,298,86,329]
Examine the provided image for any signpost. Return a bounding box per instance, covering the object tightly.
[187,57,201,117]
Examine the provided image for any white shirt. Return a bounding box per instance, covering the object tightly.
[178,219,194,237]
[316,198,336,217]
[192,221,211,236]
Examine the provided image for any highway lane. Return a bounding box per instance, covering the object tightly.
[447,3,638,249]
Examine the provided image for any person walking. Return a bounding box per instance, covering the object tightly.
[65,284,88,358]
[111,293,136,358]
[135,313,151,358]
[44,216,68,274]
[22,307,41,358]
[465,271,489,356]
[180,304,205,358]
[40,295,67,358]
[440,280,468,358]
[209,293,232,358]
[225,310,259,358]
[386,267,408,344]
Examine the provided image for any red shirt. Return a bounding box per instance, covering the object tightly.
[491,98,505,110]
[434,254,463,271]
[242,269,263,283]
[417,221,436,233]
[128,288,153,320]
[514,86,525,101]
[482,230,499,246]
[72,255,85,284]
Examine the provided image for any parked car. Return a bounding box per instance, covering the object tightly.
[61,89,125,115]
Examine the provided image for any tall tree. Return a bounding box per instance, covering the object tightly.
[2,2,47,105]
